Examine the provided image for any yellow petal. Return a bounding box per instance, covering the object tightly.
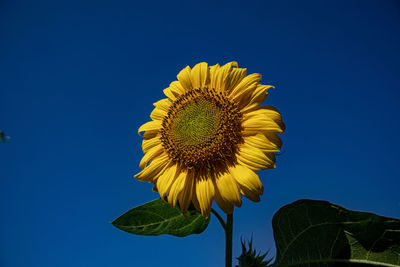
[142,135,161,153]
[153,98,172,112]
[138,120,161,136]
[225,67,247,93]
[215,61,238,93]
[150,106,167,120]
[264,152,276,168]
[142,136,161,153]
[265,132,283,149]
[243,134,280,153]
[242,116,284,134]
[243,106,285,132]
[190,62,209,89]
[191,192,201,212]
[250,84,274,105]
[156,163,177,201]
[229,73,262,107]
[240,85,274,113]
[195,178,215,218]
[244,105,282,120]
[177,66,192,90]
[214,172,242,214]
[168,169,187,207]
[134,153,169,182]
[163,81,186,101]
[209,63,220,90]
[169,81,186,95]
[236,143,275,170]
[163,87,177,101]
[214,190,233,214]
[229,164,264,202]
[178,170,195,213]
[139,143,164,169]
[240,103,258,114]
[143,131,158,140]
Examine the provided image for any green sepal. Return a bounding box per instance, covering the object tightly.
[236,237,273,267]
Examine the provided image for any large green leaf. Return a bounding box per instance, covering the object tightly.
[112,199,210,237]
[272,199,400,267]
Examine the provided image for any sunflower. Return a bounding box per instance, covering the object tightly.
[135,62,285,218]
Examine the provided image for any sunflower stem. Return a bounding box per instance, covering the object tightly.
[211,208,226,230]
[225,213,233,267]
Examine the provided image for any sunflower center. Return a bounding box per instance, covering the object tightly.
[171,98,221,145]
[160,88,243,170]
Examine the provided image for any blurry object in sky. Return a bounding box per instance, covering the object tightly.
[0,131,10,143]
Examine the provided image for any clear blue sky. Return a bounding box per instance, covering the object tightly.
[1,0,399,266]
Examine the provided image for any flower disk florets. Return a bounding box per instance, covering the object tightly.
[160,87,243,170]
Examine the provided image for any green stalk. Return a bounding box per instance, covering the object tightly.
[225,213,233,267]
[211,208,226,230]
[211,209,234,267]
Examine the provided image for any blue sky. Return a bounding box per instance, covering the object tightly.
[1,0,399,266]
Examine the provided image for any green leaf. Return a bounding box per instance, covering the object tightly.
[112,199,210,237]
[271,199,400,267]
